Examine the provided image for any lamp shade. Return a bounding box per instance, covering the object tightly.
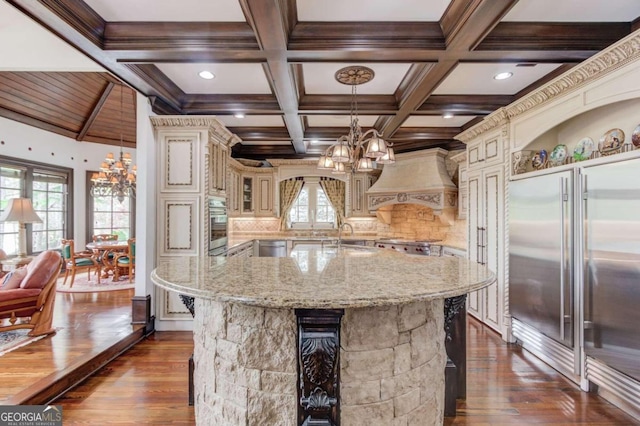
[365,136,388,159]
[331,144,350,163]
[317,155,335,170]
[377,147,396,164]
[0,198,42,224]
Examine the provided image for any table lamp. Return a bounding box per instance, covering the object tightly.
[0,198,42,258]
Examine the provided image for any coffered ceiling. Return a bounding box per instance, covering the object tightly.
[2,0,640,159]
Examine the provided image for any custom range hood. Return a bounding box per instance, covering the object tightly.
[367,148,458,222]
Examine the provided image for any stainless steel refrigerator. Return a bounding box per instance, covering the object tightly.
[509,157,640,408]
[509,169,578,380]
[582,158,640,385]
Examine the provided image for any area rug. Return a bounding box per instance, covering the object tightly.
[56,274,135,293]
[0,329,49,356]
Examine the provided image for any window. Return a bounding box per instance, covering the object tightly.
[86,172,134,241]
[289,179,336,229]
[0,157,72,256]
[32,171,67,252]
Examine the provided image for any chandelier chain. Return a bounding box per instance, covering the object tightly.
[90,84,137,203]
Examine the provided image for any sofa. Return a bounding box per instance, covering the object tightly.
[0,250,63,337]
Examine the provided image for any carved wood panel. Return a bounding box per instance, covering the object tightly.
[296,309,344,426]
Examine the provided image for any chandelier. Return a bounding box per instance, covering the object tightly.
[90,84,137,203]
[317,66,395,174]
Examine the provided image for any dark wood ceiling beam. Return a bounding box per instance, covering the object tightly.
[288,22,445,50]
[125,64,183,112]
[77,81,114,141]
[477,22,632,51]
[392,139,466,153]
[418,95,513,115]
[36,0,105,47]
[381,0,517,137]
[395,64,436,107]
[240,0,305,153]
[181,94,281,114]
[103,22,259,50]
[299,94,397,114]
[390,127,462,140]
[229,127,291,140]
[232,143,298,159]
[303,127,379,140]
[113,51,267,64]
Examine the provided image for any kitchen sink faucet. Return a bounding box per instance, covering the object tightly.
[337,223,354,248]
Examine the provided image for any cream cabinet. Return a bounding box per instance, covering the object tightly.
[467,165,504,334]
[228,168,241,216]
[255,174,275,217]
[151,116,239,325]
[241,175,254,214]
[350,173,377,217]
[457,164,468,219]
[209,141,228,195]
[467,131,503,169]
[229,158,277,218]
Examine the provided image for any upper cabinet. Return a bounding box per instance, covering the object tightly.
[255,174,275,217]
[467,130,504,170]
[209,141,228,195]
[228,159,277,218]
[350,172,379,217]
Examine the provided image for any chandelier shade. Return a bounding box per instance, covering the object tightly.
[317,66,395,175]
[90,84,137,203]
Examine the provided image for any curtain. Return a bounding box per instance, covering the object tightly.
[319,177,346,227]
[279,177,304,230]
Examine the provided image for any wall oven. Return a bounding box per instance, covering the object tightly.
[209,196,227,255]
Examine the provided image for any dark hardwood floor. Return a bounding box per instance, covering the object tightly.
[0,286,144,405]
[2,287,637,424]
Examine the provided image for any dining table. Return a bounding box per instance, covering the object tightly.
[86,240,129,280]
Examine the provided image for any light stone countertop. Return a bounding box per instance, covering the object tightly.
[152,244,493,309]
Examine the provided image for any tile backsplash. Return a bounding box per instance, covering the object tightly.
[229,203,466,249]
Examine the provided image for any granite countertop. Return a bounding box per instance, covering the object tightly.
[152,245,494,309]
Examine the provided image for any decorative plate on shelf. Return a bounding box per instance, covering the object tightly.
[573,137,594,161]
[632,124,640,148]
[598,128,625,155]
[549,144,568,166]
[531,149,548,170]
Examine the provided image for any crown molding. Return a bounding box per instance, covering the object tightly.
[150,116,241,146]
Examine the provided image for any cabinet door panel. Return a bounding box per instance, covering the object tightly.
[483,169,502,331]
[467,174,481,318]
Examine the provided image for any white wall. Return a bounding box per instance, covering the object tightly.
[0,115,136,248]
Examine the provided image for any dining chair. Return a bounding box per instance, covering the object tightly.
[61,239,100,287]
[92,234,118,242]
[113,238,135,282]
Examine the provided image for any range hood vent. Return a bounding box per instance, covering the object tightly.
[367,148,458,219]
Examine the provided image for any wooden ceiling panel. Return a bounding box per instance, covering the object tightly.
[0,71,136,147]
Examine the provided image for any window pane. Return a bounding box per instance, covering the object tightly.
[89,193,133,240]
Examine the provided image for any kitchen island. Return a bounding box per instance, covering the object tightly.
[151,244,494,425]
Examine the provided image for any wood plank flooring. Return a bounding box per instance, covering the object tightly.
[0,287,143,404]
[1,286,637,424]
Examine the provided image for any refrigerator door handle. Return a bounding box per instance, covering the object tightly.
[559,177,567,342]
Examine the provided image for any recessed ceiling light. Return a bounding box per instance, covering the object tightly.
[443,113,454,119]
[233,113,245,119]
[493,72,513,80]
[198,70,215,80]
